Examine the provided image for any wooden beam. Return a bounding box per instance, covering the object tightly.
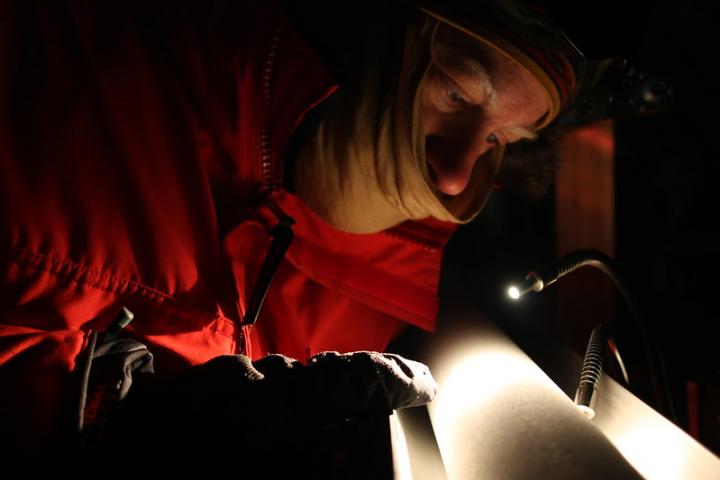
[554,120,616,350]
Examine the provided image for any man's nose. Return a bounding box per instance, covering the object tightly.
[425,133,496,196]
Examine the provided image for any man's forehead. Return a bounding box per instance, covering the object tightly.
[433,24,550,116]
[422,8,575,128]
[434,23,533,83]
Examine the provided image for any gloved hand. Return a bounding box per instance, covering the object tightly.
[98,350,436,471]
[251,351,437,420]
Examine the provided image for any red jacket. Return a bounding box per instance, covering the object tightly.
[0,0,454,450]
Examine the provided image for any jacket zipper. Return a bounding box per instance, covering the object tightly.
[259,22,285,191]
[238,21,294,354]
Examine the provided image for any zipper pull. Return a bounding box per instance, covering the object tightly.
[243,201,295,326]
[99,306,135,344]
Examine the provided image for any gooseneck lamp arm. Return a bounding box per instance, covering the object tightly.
[575,324,629,419]
[508,249,632,308]
[508,248,677,423]
[574,324,607,419]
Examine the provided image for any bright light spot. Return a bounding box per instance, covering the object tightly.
[576,404,596,419]
[611,413,693,480]
[434,351,535,413]
[430,348,554,475]
[508,286,520,300]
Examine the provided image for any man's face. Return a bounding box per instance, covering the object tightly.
[421,26,550,197]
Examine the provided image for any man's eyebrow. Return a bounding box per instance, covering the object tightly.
[434,43,498,107]
[459,56,498,107]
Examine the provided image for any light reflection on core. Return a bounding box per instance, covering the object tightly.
[429,345,560,476]
[604,403,695,480]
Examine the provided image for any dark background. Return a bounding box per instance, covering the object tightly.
[443,0,720,454]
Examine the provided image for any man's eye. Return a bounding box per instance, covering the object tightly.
[429,65,472,110]
[446,88,469,106]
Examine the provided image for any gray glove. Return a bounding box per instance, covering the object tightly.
[253,350,437,417]
[98,350,436,473]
